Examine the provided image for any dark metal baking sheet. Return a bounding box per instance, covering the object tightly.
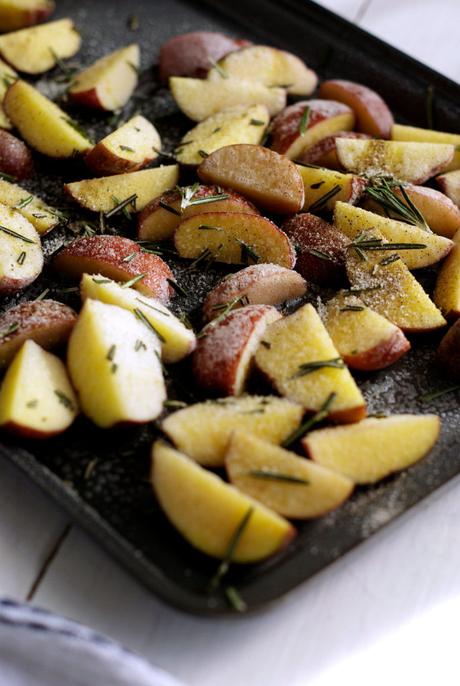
[1,0,460,615]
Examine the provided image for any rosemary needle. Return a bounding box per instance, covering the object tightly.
[209,506,254,589]
[282,392,337,448]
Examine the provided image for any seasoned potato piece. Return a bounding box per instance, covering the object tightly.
[296,164,366,212]
[0,204,43,292]
[0,179,59,235]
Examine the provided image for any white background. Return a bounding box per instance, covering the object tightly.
[2,2,460,685]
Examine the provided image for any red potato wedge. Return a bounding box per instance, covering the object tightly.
[254,303,366,423]
[392,123,460,172]
[0,18,80,74]
[202,263,307,322]
[437,170,460,209]
[0,339,77,439]
[281,213,349,287]
[0,129,32,179]
[65,166,179,213]
[270,100,354,160]
[436,319,460,378]
[336,138,454,184]
[4,80,92,158]
[299,131,371,169]
[138,184,259,242]
[345,227,446,332]
[363,184,460,239]
[174,211,296,269]
[0,204,42,292]
[434,228,460,319]
[193,304,281,396]
[207,45,318,97]
[175,104,269,166]
[53,235,173,304]
[161,395,304,467]
[0,57,17,129]
[296,164,367,212]
[0,0,54,31]
[151,440,296,563]
[225,431,354,519]
[68,44,139,111]
[322,292,410,371]
[319,80,394,139]
[0,299,76,368]
[67,299,166,428]
[334,201,453,270]
[0,179,59,235]
[303,414,440,484]
[85,115,161,176]
[198,144,305,214]
[159,31,250,82]
[170,76,286,122]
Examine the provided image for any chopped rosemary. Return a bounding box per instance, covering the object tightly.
[16,251,26,265]
[188,193,229,208]
[350,240,427,252]
[308,185,341,212]
[294,160,322,169]
[54,389,75,410]
[310,181,325,189]
[282,392,337,447]
[299,106,311,136]
[133,307,166,342]
[35,288,50,301]
[177,183,200,211]
[198,149,209,158]
[135,296,169,315]
[134,339,147,351]
[0,171,16,182]
[92,277,112,284]
[111,363,118,374]
[208,58,227,79]
[127,13,139,30]
[379,253,400,266]
[250,118,265,126]
[188,247,214,269]
[61,116,91,141]
[260,340,271,349]
[122,251,138,263]
[247,470,309,485]
[167,278,188,298]
[0,321,19,338]
[198,296,247,338]
[306,248,334,261]
[49,48,77,82]
[291,357,345,379]
[106,193,137,219]
[106,344,116,361]
[15,195,33,210]
[209,506,254,589]
[55,286,79,293]
[26,399,38,408]
[119,145,134,152]
[159,200,181,216]
[121,273,145,288]
[127,60,139,75]
[419,384,460,402]
[163,399,188,409]
[0,225,36,244]
[237,239,259,264]
[339,305,365,312]
[365,179,430,231]
[83,458,98,480]
[225,586,247,613]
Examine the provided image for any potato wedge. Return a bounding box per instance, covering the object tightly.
[65,166,179,213]
[0,0,54,31]
[202,264,307,322]
[0,179,59,234]
[437,170,460,209]
[0,339,77,438]
[334,201,453,269]
[80,274,196,364]
[68,44,139,111]
[336,138,454,184]
[175,104,269,165]
[85,115,161,176]
[392,123,460,172]
[207,45,317,96]
[299,131,371,169]
[0,299,76,368]
[151,440,295,562]
[255,303,366,423]
[226,431,354,519]
[296,164,367,212]
[0,129,33,179]
[138,185,259,242]
[434,228,460,318]
[161,395,304,467]
[4,80,92,157]
[198,144,305,213]
[174,211,296,269]
[0,204,42,291]
[0,18,80,74]
[170,76,286,122]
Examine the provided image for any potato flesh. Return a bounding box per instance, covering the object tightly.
[254,303,365,418]
[175,104,269,165]
[336,138,454,183]
[4,80,91,157]
[86,115,160,172]
[392,123,460,172]
[0,339,77,435]
[80,274,196,364]
[0,204,42,288]
[334,201,453,269]
[170,76,286,122]
[69,44,139,111]
[304,415,440,484]
[151,440,294,562]
[296,165,364,211]
[226,431,353,519]
[0,179,58,234]
[65,166,179,212]
[0,0,54,32]
[174,211,295,268]
[0,18,80,74]
[67,299,166,427]
[161,395,304,467]
[434,228,460,317]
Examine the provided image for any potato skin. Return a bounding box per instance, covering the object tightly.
[282,213,349,286]
[437,320,460,378]
[0,130,34,180]
[299,131,371,169]
[84,144,151,176]
[159,31,250,82]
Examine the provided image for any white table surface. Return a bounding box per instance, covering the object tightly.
[2,2,460,684]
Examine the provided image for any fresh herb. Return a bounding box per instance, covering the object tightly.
[250,118,265,126]
[426,84,435,129]
[0,171,16,182]
[83,459,98,480]
[35,288,50,301]
[134,339,147,351]
[122,251,138,263]
[282,392,337,448]
[106,344,116,361]
[159,200,181,216]
[54,389,75,410]
[198,224,223,231]
[127,60,140,75]
[0,225,36,244]
[106,193,137,219]
[26,399,38,408]
[166,278,188,298]
[133,307,166,342]
[111,363,118,374]
[177,183,200,211]
[310,181,325,189]
[365,179,430,231]
[108,109,124,128]
[16,251,26,265]
[308,185,341,212]
[347,285,382,294]
[55,286,79,293]
[2,74,16,89]
[15,195,33,210]
[152,146,176,161]
[92,277,112,284]
[247,470,309,484]
[188,247,214,270]
[119,145,134,152]
[208,58,227,79]
[339,305,365,312]
[306,248,334,261]
[0,321,19,338]
[420,384,460,402]
[260,340,271,349]
[291,358,345,379]
[198,296,246,338]
[212,127,221,134]
[293,160,321,169]
[237,239,259,264]
[121,273,145,288]
[99,212,106,234]
[135,296,169,315]
[198,149,209,158]
[187,193,229,208]
[49,47,77,82]
[61,116,91,141]
[379,253,400,266]
[209,507,254,589]
[225,586,247,613]
[299,106,311,136]
[127,13,139,30]
[163,399,188,409]
[349,239,427,252]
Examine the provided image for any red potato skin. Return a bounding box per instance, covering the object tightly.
[0,2,55,31]
[159,31,251,82]
[193,305,281,396]
[0,274,38,294]
[318,80,394,139]
[0,421,70,440]
[343,328,411,371]
[270,100,354,156]
[436,319,460,378]
[0,130,34,180]
[68,88,106,110]
[282,213,349,287]
[84,145,155,176]
[299,131,372,169]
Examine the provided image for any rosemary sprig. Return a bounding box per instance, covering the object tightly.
[306,248,334,261]
[188,247,214,269]
[198,296,246,338]
[106,193,137,219]
[0,321,19,338]
[198,224,223,231]
[299,106,311,136]
[247,470,309,485]
[135,296,170,315]
[61,116,91,141]
[365,179,430,231]
[122,251,138,263]
[237,239,260,264]
[0,171,16,182]
[134,339,147,351]
[340,305,365,312]
[49,48,77,82]
[308,185,341,212]
[209,58,227,79]
[35,288,50,301]
[177,183,200,211]
[163,399,188,409]
[419,384,460,402]
[167,278,188,298]
[294,161,322,169]
[291,358,345,379]
[250,118,265,126]
[133,307,166,342]
[159,200,181,216]
[310,181,325,189]
[225,586,247,613]
[282,392,337,448]
[187,193,229,208]
[54,389,75,411]
[350,241,427,252]
[121,273,145,288]
[379,253,400,266]
[15,195,33,210]
[198,149,209,158]
[209,507,254,589]
[119,145,134,152]
[0,225,36,244]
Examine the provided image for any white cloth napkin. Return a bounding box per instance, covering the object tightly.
[0,599,186,686]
